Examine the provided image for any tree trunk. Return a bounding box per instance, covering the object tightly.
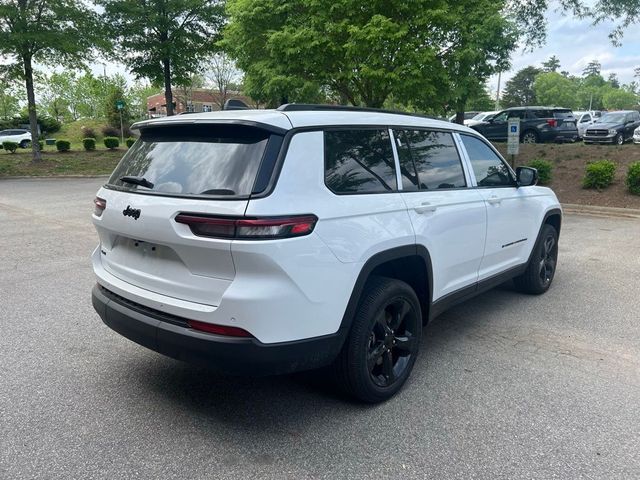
[23,54,41,162]
[455,99,467,125]
[163,59,174,116]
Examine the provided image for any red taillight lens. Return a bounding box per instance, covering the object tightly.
[187,320,253,337]
[546,119,557,127]
[175,214,318,240]
[94,197,106,216]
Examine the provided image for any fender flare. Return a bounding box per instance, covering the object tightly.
[335,245,433,342]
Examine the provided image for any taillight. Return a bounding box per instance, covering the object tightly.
[546,119,557,127]
[94,197,106,216]
[175,213,318,239]
[187,320,253,337]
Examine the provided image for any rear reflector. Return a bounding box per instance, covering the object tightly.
[187,320,253,337]
[175,213,317,240]
[94,197,107,216]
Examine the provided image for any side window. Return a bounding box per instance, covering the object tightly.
[582,114,591,123]
[324,129,397,194]
[492,111,509,123]
[460,135,514,187]
[394,130,466,190]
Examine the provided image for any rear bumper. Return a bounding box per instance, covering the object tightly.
[545,131,578,143]
[92,284,344,375]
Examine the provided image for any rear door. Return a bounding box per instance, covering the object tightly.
[393,128,486,299]
[93,123,282,306]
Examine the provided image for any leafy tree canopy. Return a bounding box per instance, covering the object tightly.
[501,66,541,107]
[99,0,225,116]
[0,0,106,160]
[224,0,516,111]
[533,72,577,107]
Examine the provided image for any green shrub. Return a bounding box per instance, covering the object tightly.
[527,159,553,185]
[583,160,616,189]
[83,138,96,151]
[37,140,44,150]
[2,141,18,153]
[627,162,640,195]
[55,139,71,152]
[125,137,136,148]
[104,137,120,149]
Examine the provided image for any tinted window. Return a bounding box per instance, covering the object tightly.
[528,109,553,119]
[460,135,514,187]
[582,114,591,122]
[324,129,396,194]
[395,130,466,190]
[108,124,273,197]
[553,110,574,119]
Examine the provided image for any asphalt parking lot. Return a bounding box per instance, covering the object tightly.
[1,178,639,479]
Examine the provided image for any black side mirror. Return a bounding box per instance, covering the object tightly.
[516,166,538,187]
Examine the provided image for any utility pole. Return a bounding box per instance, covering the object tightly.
[495,71,502,110]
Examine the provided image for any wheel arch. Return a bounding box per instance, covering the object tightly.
[526,208,562,265]
[337,246,433,344]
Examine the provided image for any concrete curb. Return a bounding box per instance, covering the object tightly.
[562,203,640,219]
[0,175,110,180]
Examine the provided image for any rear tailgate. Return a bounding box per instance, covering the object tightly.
[553,110,578,132]
[92,122,284,306]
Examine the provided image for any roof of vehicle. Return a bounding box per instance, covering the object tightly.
[504,106,572,110]
[602,110,639,114]
[132,105,478,135]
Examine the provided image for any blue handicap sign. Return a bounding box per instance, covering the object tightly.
[510,126,518,133]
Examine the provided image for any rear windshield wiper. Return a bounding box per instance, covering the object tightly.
[120,176,154,189]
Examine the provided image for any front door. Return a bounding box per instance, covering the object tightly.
[458,134,540,280]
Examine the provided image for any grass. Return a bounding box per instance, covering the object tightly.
[0,147,124,176]
[55,118,113,145]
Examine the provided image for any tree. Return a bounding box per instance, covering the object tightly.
[224,0,516,111]
[466,87,495,111]
[435,0,516,123]
[507,1,640,46]
[602,88,638,110]
[533,72,577,108]
[206,52,242,109]
[582,60,602,78]
[100,0,225,117]
[501,66,541,107]
[129,82,160,120]
[607,73,620,89]
[542,55,561,72]
[0,1,104,161]
[39,72,75,122]
[0,80,23,120]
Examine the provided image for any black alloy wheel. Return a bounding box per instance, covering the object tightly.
[367,297,419,388]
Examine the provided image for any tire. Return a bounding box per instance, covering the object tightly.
[514,224,558,295]
[19,140,30,149]
[614,133,624,145]
[522,130,538,144]
[335,276,422,403]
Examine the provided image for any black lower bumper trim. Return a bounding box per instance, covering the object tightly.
[92,284,345,376]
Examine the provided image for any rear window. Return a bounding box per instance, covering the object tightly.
[553,110,574,119]
[107,124,277,198]
[324,129,397,194]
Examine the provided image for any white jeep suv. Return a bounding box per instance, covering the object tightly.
[91,105,561,402]
[0,128,32,148]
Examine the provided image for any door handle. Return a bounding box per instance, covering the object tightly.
[487,195,501,205]
[414,202,437,214]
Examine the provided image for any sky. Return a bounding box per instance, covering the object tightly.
[487,5,640,96]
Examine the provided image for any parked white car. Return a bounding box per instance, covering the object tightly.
[0,129,32,148]
[465,111,498,127]
[634,126,640,144]
[573,111,601,138]
[91,105,562,402]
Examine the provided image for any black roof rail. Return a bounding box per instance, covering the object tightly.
[277,103,443,121]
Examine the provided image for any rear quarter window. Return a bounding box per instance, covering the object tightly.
[107,124,279,198]
[324,129,397,194]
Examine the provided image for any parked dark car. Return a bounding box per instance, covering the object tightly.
[470,107,578,143]
[583,110,640,145]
